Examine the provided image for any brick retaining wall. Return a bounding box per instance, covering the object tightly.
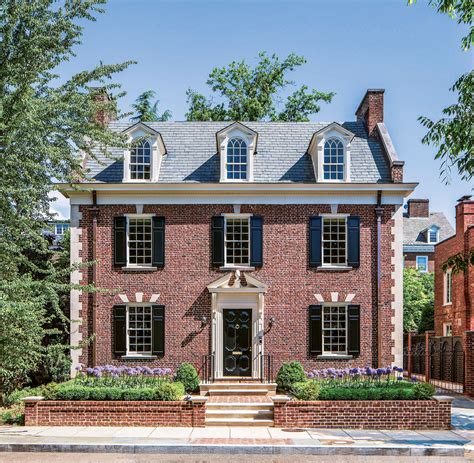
[272,397,452,430]
[23,398,207,427]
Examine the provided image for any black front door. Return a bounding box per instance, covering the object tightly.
[223,309,252,377]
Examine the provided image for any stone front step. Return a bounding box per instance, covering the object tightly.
[205,417,274,426]
[205,400,274,427]
[200,382,277,396]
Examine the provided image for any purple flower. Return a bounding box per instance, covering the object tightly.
[93,369,102,378]
[307,372,315,379]
[411,376,418,383]
[397,376,403,381]
[86,367,94,375]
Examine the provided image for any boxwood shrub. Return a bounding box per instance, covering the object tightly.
[291,381,321,400]
[175,363,200,393]
[276,361,307,391]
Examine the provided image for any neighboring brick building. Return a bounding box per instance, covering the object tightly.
[434,196,474,337]
[59,89,416,380]
[403,199,453,273]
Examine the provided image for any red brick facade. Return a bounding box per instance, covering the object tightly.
[465,331,474,397]
[272,398,452,430]
[404,252,435,273]
[434,200,474,337]
[24,399,207,427]
[76,203,398,375]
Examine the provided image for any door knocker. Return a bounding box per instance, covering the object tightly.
[235,324,240,329]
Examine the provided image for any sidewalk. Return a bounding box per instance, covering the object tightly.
[0,425,473,458]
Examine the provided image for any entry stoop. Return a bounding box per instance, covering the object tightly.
[205,399,274,427]
[199,382,277,397]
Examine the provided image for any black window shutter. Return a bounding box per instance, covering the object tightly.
[113,305,126,356]
[309,216,322,267]
[347,305,360,356]
[152,305,165,356]
[152,217,165,267]
[250,215,263,268]
[114,217,127,266]
[309,305,322,355]
[347,216,360,268]
[211,216,225,266]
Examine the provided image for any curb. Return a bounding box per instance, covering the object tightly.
[0,442,465,456]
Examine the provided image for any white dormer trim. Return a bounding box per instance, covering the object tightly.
[307,122,354,183]
[122,122,166,183]
[425,225,440,244]
[216,122,257,182]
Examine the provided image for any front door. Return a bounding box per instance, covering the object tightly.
[223,309,252,377]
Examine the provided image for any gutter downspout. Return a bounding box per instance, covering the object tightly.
[90,190,99,367]
[375,190,384,368]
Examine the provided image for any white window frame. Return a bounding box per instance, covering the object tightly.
[225,137,249,181]
[322,137,345,181]
[126,304,153,356]
[443,323,453,337]
[125,214,154,268]
[129,139,152,181]
[427,227,439,244]
[223,213,252,268]
[321,214,349,267]
[55,223,69,235]
[322,304,348,355]
[416,255,428,273]
[444,269,453,305]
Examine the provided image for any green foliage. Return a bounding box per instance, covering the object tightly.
[186,52,334,121]
[0,0,133,395]
[276,361,307,391]
[408,1,473,182]
[131,90,172,122]
[403,268,434,333]
[317,384,421,401]
[175,363,199,393]
[412,382,436,399]
[291,381,321,400]
[155,382,185,401]
[1,403,25,425]
[443,249,474,274]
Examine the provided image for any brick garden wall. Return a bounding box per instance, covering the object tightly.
[273,399,452,430]
[24,400,206,427]
[77,203,397,374]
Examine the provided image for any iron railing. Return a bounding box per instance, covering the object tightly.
[259,352,273,383]
[202,353,214,384]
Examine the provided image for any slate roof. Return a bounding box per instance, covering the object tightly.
[84,121,393,184]
[403,212,454,247]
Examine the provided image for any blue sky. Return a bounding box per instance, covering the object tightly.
[52,0,473,224]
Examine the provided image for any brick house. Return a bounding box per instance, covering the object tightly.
[434,196,474,337]
[403,199,454,273]
[59,89,416,380]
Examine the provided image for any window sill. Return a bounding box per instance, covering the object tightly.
[316,265,352,272]
[121,266,158,272]
[219,266,256,272]
[443,303,453,307]
[316,354,353,360]
[121,355,158,360]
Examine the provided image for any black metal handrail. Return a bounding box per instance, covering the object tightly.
[202,353,214,384]
[259,352,273,383]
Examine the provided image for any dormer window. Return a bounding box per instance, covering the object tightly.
[226,138,248,180]
[427,227,439,244]
[130,140,151,180]
[308,122,354,183]
[323,138,344,180]
[122,122,166,183]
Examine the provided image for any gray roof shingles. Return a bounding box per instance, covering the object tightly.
[85,121,392,184]
[403,212,454,246]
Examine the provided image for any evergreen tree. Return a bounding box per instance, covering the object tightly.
[131,90,171,122]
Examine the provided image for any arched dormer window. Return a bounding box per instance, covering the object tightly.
[130,139,151,180]
[323,138,344,181]
[226,138,248,180]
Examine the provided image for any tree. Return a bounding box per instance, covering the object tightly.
[408,0,474,183]
[186,52,334,121]
[131,90,171,122]
[0,0,132,396]
[403,268,435,333]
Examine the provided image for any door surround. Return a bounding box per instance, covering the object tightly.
[207,271,267,379]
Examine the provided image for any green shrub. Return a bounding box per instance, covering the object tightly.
[41,382,59,400]
[2,383,58,406]
[88,387,108,401]
[175,363,200,393]
[317,385,419,401]
[1,403,25,425]
[55,384,90,400]
[156,382,185,401]
[122,388,150,401]
[412,382,436,399]
[104,387,123,401]
[291,381,320,400]
[276,361,306,391]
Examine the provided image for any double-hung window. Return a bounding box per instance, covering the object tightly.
[322,305,348,354]
[322,217,347,266]
[416,255,428,273]
[127,217,153,266]
[130,140,151,180]
[323,138,344,180]
[224,216,250,266]
[127,305,152,355]
[444,269,453,305]
[55,223,69,235]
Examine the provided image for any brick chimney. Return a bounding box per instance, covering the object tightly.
[407,199,429,218]
[355,89,384,138]
[455,195,474,234]
[91,88,115,126]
